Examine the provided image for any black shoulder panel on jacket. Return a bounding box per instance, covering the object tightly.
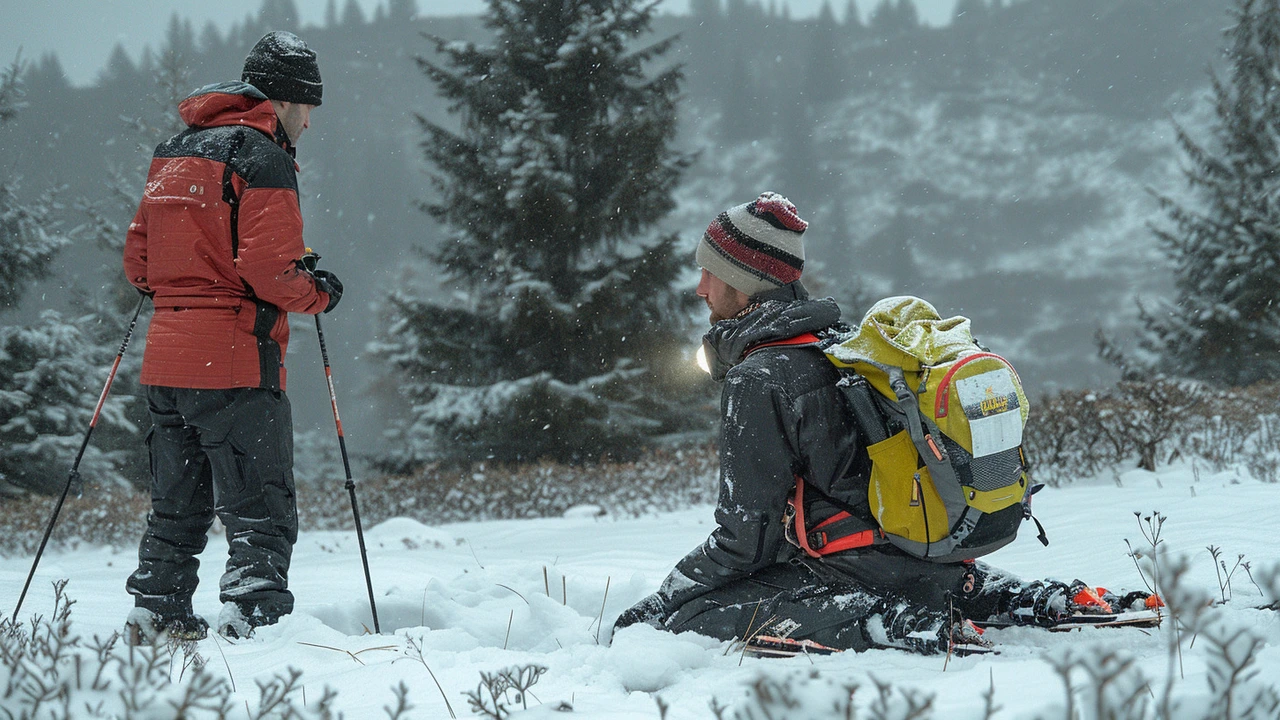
[232,131,298,191]
[151,126,297,192]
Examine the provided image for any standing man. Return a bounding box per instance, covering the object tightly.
[122,31,343,643]
[612,192,1147,655]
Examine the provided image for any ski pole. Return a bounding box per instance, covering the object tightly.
[13,294,146,619]
[304,251,380,633]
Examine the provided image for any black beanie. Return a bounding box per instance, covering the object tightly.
[242,31,323,106]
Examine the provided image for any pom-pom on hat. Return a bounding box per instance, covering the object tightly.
[242,31,323,106]
[696,191,808,297]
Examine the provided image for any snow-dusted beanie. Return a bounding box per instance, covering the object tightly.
[242,31,323,106]
[696,191,808,298]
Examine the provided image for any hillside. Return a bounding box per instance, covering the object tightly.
[0,0,1231,452]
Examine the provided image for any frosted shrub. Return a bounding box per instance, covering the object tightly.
[1026,379,1279,484]
[1023,389,1117,486]
[0,581,346,720]
[0,443,718,554]
[297,442,719,530]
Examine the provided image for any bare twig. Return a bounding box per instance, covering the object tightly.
[594,577,611,644]
[295,641,397,665]
[404,636,457,719]
[496,584,530,606]
[504,609,514,650]
[211,633,236,693]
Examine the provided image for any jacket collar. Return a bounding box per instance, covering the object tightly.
[701,282,841,382]
[179,81,295,157]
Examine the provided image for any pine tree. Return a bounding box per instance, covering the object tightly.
[0,62,67,312]
[98,44,139,86]
[691,0,721,20]
[896,0,919,29]
[804,1,843,103]
[0,62,132,494]
[376,0,698,468]
[388,0,418,21]
[24,53,69,94]
[0,54,23,124]
[0,312,136,494]
[198,21,224,55]
[953,0,987,24]
[843,0,864,34]
[341,0,366,26]
[869,0,897,34]
[1136,0,1280,386]
[259,0,302,31]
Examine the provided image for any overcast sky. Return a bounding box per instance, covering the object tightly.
[0,0,961,87]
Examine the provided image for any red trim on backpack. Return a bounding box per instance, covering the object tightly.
[934,352,1021,418]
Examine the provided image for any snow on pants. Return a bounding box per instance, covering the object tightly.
[126,386,297,621]
[661,557,1017,652]
[662,560,893,651]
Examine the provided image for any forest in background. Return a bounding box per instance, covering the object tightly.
[0,0,1235,483]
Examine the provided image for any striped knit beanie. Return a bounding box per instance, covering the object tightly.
[696,192,808,297]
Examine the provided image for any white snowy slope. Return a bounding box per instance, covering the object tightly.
[2,463,1277,719]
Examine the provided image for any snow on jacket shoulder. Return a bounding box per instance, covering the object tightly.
[655,285,867,612]
[123,82,329,391]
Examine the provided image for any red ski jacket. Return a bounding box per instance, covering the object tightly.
[123,82,330,391]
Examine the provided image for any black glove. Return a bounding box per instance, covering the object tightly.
[313,270,343,313]
[613,592,669,634]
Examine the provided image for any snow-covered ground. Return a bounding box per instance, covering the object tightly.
[3,463,1277,718]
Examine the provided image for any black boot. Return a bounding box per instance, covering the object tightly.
[124,608,209,646]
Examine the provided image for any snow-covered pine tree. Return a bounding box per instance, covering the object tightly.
[0,61,133,495]
[0,60,66,313]
[376,0,698,468]
[1138,0,1280,386]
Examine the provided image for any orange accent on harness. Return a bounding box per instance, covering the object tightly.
[1146,594,1166,609]
[790,476,880,557]
[925,434,944,461]
[746,333,821,356]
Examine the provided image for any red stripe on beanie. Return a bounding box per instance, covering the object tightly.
[750,192,808,232]
[705,221,803,286]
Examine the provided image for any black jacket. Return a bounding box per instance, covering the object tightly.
[654,283,873,611]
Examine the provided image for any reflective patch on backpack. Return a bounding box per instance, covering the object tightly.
[956,368,1022,457]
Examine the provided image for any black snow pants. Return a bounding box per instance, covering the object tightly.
[663,554,1020,651]
[126,386,297,622]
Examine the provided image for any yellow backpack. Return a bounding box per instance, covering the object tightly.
[824,296,1045,562]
